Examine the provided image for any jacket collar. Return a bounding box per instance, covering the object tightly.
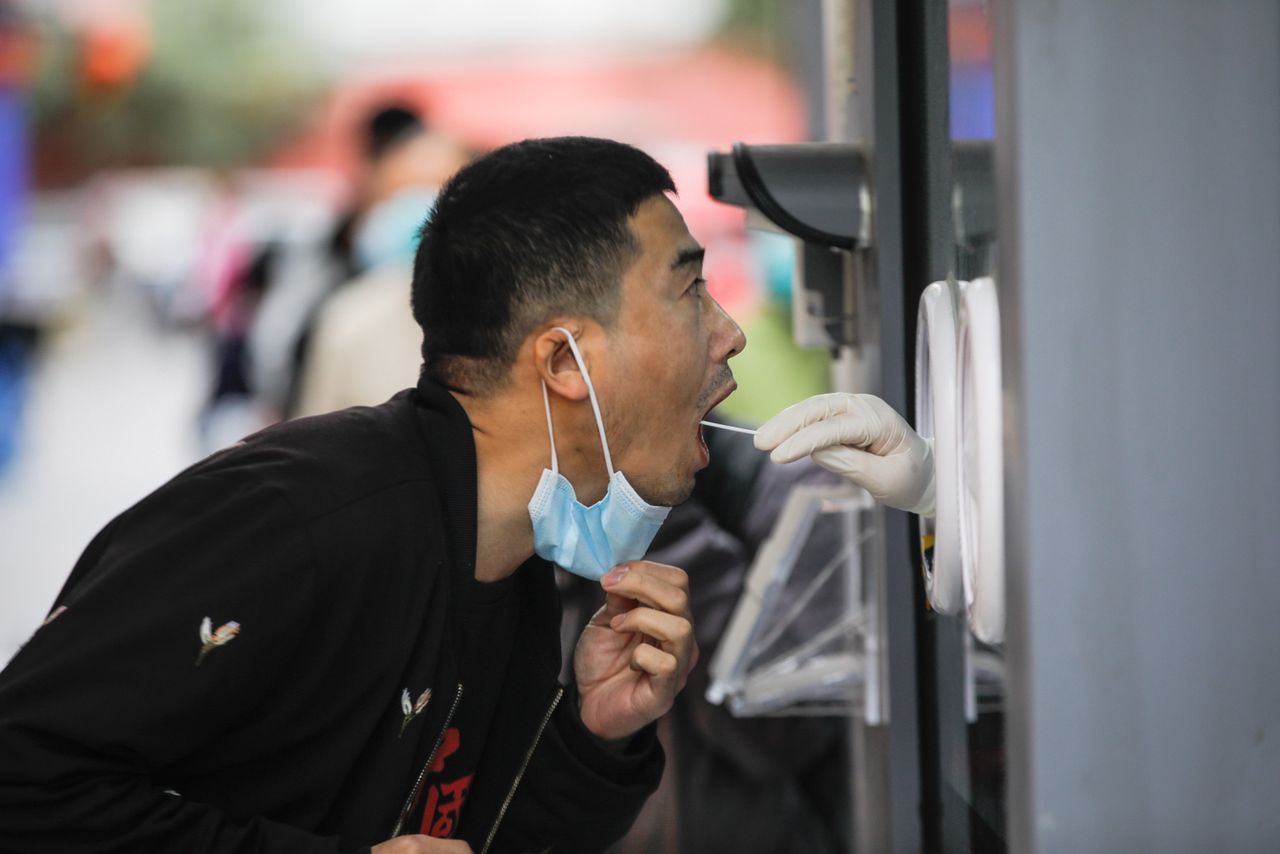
[410,375,563,680]
[410,376,480,597]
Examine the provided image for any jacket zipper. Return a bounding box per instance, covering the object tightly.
[480,687,564,854]
[390,682,464,838]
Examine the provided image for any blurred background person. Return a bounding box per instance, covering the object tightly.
[240,102,461,434]
[200,104,430,447]
[294,125,470,418]
[327,103,425,282]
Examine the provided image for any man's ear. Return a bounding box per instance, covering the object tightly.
[533,324,591,402]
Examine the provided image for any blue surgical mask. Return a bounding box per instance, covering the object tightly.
[527,328,671,581]
[352,187,438,273]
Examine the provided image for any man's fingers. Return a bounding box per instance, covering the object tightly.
[600,563,690,619]
[591,591,638,626]
[371,835,473,853]
[601,560,688,592]
[630,642,680,685]
[430,841,472,854]
[620,560,687,587]
[610,607,696,659]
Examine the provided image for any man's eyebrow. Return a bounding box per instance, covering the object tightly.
[670,246,706,271]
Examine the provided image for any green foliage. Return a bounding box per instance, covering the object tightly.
[31,0,322,174]
[714,0,791,65]
[718,0,782,36]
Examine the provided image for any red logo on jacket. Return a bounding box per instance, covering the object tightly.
[420,727,473,838]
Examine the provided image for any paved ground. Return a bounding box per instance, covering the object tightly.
[0,283,208,662]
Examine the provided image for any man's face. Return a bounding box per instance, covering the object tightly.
[598,194,747,506]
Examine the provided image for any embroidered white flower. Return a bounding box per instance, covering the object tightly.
[195,617,240,666]
[41,605,67,627]
[399,687,432,737]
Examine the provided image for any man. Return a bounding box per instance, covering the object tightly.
[287,140,851,853]
[0,137,745,853]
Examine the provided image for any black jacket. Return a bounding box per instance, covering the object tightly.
[0,379,662,853]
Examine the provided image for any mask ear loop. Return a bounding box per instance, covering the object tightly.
[540,381,559,475]
[551,326,616,478]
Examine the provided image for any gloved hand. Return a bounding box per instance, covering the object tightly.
[754,393,936,517]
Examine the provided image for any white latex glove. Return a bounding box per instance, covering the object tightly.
[754,393,936,517]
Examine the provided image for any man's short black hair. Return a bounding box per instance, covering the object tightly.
[411,136,677,394]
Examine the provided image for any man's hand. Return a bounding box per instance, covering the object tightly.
[574,561,699,743]
[755,392,936,517]
[372,835,472,854]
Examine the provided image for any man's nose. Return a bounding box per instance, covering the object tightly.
[711,298,747,361]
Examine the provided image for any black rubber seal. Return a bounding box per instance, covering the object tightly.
[731,142,857,250]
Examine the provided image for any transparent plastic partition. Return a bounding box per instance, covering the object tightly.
[707,484,885,720]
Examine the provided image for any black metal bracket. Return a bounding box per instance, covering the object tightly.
[708,143,867,250]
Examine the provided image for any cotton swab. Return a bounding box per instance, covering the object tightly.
[700,420,758,436]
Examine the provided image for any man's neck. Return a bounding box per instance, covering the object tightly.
[451,385,611,583]
[451,390,542,583]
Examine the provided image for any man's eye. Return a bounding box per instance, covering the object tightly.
[688,277,707,296]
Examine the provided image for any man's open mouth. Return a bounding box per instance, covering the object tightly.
[695,379,738,459]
